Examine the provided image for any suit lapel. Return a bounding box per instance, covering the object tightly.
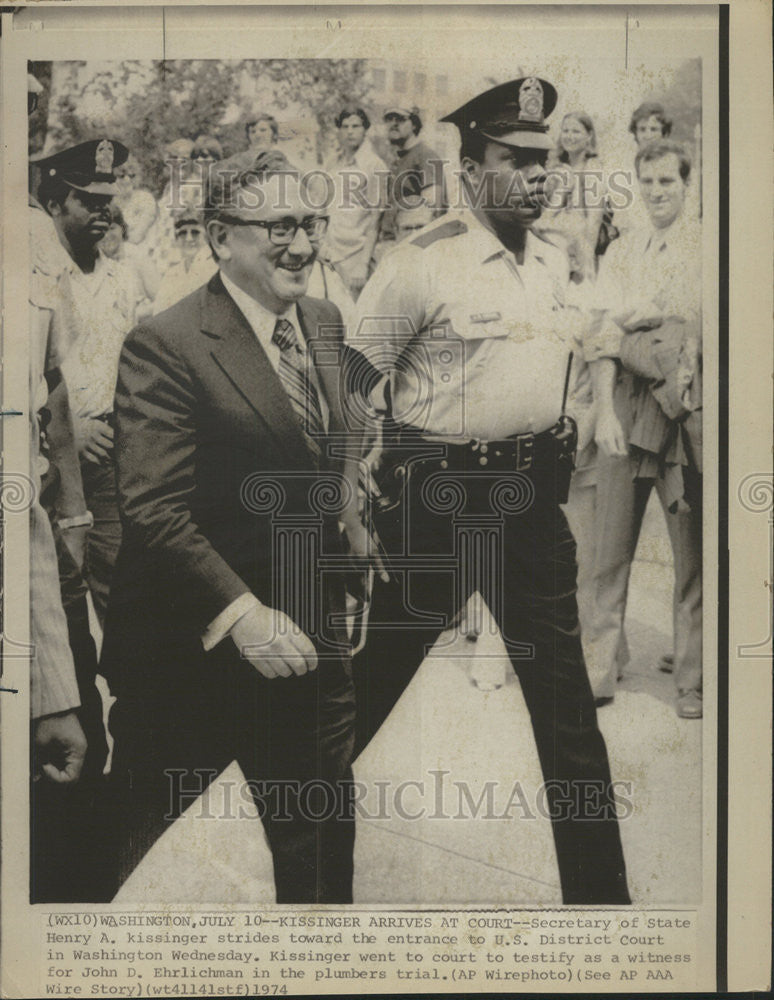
[201,273,311,466]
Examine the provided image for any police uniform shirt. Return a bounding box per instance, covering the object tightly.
[350,209,573,441]
[57,252,140,418]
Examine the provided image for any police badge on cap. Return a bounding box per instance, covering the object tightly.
[31,138,129,196]
[440,77,558,150]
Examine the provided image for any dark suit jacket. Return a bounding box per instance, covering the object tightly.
[100,272,352,694]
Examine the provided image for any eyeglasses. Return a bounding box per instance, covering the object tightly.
[384,113,410,123]
[219,215,329,245]
[175,226,203,240]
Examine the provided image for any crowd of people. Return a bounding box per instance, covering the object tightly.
[27,68,702,908]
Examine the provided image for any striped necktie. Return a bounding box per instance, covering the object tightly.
[272,317,325,464]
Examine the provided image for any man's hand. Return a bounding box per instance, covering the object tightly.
[231,603,318,679]
[74,416,114,464]
[33,711,87,784]
[342,513,389,583]
[594,408,628,458]
[60,524,88,571]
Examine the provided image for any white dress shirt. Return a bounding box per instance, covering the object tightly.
[584,213,701,362]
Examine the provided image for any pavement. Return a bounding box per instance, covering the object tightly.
[114,493,702,905]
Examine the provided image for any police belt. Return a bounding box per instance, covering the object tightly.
[390,418,576,473]
[373,417,578,512]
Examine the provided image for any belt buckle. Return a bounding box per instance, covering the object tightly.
[515,433,534,471]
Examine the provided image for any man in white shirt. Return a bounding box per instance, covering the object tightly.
[321,106,388,297]
[101,150,356,901]
[585,139,702,718]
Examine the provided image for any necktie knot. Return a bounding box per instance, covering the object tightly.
[272,317,298,352]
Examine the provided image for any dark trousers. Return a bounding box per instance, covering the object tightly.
[81,455,122,629]
[108,641,356,903]
[353,461,631,905]
[31,489,113,902]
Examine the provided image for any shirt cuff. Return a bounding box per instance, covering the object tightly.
[202,593,261,652]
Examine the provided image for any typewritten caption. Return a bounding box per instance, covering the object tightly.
[41,910,697,994]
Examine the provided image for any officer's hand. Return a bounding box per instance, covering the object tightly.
[342,515,389,583]
[75,417,114,464]
[33,711,87,784]
[231,603,318,679]
[595,409,628,458]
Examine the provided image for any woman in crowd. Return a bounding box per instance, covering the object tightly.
[539,111,610,281]
[539,114,618,699]
[153,209,217,315]
[156,137,197,271]
[114,155,158,252]
[245,111,279,153]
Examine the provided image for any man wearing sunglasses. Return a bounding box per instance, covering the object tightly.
[101,150,356,902]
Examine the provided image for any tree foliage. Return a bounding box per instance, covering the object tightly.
[36,59,373,196]
[652,58,702,145]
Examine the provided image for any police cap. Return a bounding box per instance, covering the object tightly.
[441,77,558,150]
[31,138,129,196]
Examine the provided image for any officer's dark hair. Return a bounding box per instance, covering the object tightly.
[634,139,691,182]
[628,101,672,139]
[38,175,72,213]
[458,129,489,165]
[336,107,370,130]
[245,112,279,142]
[409,109,422,135]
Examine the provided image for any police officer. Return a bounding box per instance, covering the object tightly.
[343,77,630,905]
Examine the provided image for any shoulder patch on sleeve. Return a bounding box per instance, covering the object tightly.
[410,218,468,248]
